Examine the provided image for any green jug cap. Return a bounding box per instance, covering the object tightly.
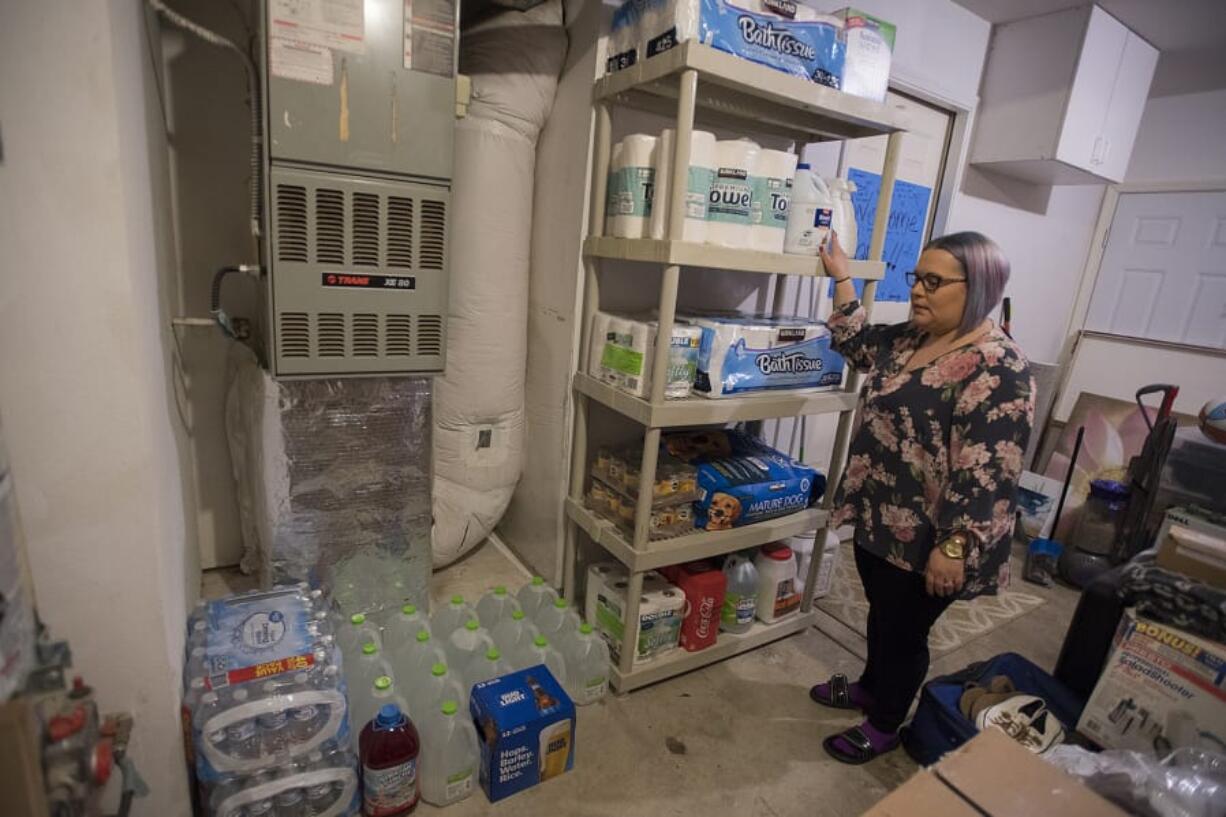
[450,594,464,605]
[374,676,391,691]
[441,700,458,716]
[511,610,525,621]
[361,642,378,656]
[465,620,480,631]
[350,613,366,625]
[580,622,594,635]
[531,576,544,586]
[431,663,447,677]
[415,629,430,643]
[486,647,501,661]
[493,586,507,596]
[553,597,568,609]
[401,603,417,615]
[533,635,548,648]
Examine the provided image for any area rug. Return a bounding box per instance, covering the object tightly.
[814,542,1047,660]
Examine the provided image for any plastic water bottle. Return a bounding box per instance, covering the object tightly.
[444,619,494,673]
[225,687,260,760]
[783,163,834,256]
[383,603,429,656]
[517,576,559,622]
[475,586,521,627]
[536,597,581,652]
[303,751,335,814]
[351,641,395,703]
[419,700,479,807]
[246,770,275,817]
[258,680,291,757]
[392,628,447,685]
[273,783,305,817]
[359,704,421,817]
[195,690,227,753]
[562,623,611,706]
[463,647,513,695]
[286,671,319,746]
[186,645,209,681]
[406,663,466,726]
[516,635,568,687]
[721,552,759,634]
[431,594,475,638]
[491,609,541,660]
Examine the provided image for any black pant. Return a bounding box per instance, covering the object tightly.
[855,545,956,733]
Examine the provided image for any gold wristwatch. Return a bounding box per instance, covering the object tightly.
[939,532,969,560]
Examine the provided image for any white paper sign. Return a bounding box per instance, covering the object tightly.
[270,0,365,54]
[269,37,334,85]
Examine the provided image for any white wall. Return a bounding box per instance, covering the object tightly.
[0,2,194,813]
[1125,89,1226,184]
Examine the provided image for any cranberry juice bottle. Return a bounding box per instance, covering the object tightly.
[360,703,420,816]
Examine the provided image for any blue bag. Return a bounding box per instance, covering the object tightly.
[902,652,1085,766]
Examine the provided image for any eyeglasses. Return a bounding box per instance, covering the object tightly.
[906,271,967,293]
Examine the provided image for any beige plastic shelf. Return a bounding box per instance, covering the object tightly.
[565,497,828,572]
[584,236,886,280]
[574,372,858,427]
[609,610,818,692]
[594,41,907,142]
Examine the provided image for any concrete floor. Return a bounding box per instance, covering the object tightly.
[200,540,1080,817]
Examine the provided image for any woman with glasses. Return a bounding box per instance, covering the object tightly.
[809,231,1035,764]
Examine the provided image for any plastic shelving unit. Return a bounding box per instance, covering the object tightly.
[565,41,906,693]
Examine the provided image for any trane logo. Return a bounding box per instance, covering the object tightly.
[329,274,369,286]
[695,596,716,640]
[737,17,817,60]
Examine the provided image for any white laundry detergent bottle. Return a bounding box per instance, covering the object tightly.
[562,623,611,706]
[383,602,429,655]
[444,619,494,672]
[516,635,569,687]
[419,700,479,807]
[391,627,446,685]
[754,543,800,623]
[517,576,559,622]
[475,586,521,628]
[721,552,760,634]
[431,594,476,638]
[783,164,834,256]
[407,663,466,727]
[491,609,541,659]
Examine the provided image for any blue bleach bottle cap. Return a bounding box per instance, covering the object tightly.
[376,704,402,728]
[797,162,811,169]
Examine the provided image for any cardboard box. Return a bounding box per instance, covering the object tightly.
[1157,521,1226,589]
[831,8,896,102]
[470,666,575,802]
[863,729,1126,817]
[1077,610,1226,752]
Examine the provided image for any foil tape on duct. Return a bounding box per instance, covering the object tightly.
[432,0,567,566]
[226,347,432,617]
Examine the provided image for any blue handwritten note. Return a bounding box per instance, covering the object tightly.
[835,169,933,303]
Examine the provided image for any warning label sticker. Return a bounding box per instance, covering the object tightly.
[269,37,333,85]
[270,0,365,54]
[403,0,455,76]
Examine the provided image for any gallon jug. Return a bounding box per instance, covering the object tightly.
[351,641,395,703]
[721,552,759,634]
[755,543,800,623]
[383,603,429,656]
[406,663,466,727]
[536,597,582,651]
[516,635,569,687]
[391,628,446,687]
[336,612,381,667]
[490,609,541,660]
[463,647,513,694]
[444,619,494,673]
[418,700,478,807]
[360,703,420,816]
[351,675,409,747]
[562,623,611,706]
[828,178,858,257]
[517,576,559,623]
[430,595,475,639]
[783,164,833,256]
[475,586,521,628]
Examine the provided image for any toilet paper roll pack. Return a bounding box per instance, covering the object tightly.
[749,148,798,253]
[690,314,845,397]
[607,134,658,238]
[650,129,718,242]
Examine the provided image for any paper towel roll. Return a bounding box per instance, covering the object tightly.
[706,139,759,249]
[749,149,798,253]
[650,129,717,243]
[589,311,612,379]
[606,134,658,238]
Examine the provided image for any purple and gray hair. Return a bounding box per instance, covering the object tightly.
[924,231,1010,335]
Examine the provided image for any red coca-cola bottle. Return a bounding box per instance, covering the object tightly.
[360,703,420,816]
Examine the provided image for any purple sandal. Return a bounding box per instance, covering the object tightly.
[809,674,871,712]
[823,721,900,765]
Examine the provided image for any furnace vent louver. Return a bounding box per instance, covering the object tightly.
[315,189,346,264]
[417,315,443,356]
[352,193,380,267]
[385,315,413,356]
[279,312,310,358]
[353,313,379,357]
[275,186,308,262]
[386,197,414,268]
[317,313,346,357]
[419,200,446,270]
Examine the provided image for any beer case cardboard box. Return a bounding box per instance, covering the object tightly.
[470,666,575,802]
[1077,610,1226,752]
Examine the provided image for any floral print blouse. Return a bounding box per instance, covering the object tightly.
[827,301,1035,599]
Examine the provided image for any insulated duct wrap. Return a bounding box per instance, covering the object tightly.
[225,347,433,615]
[432,0,567,566]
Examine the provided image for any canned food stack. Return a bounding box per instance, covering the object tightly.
[586,447,700,540]
[183,584,359,817]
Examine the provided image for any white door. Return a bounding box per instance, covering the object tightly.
[1057,7,1125,174]
[1085,191,1226,348]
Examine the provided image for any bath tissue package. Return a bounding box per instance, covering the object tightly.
[689,314,844,397]
[831,8,894,101]
[607,135,658,238]
[590,311,703,399]
[650,129,718,242]
[609,0,845,90]
[749,148,798,253]
[707,139,759,248]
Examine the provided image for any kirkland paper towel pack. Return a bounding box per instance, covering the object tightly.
[607,135,658,238]
[691,314,844,397]
[650,129,717,242]
[609,0,844,88]
[749,149,797,253]
[707,140,759,248]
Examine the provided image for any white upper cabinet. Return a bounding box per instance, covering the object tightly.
[970,5,1158,185]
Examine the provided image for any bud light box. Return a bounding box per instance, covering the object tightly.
[470,667,575,802]
[609,0,845,88]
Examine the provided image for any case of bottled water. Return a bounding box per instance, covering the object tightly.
[183,585,359,816]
